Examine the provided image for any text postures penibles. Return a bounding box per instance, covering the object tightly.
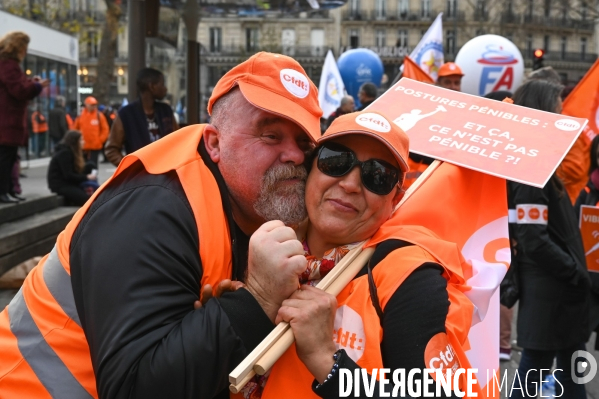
[394,86,540,166]
[368,78,587,186]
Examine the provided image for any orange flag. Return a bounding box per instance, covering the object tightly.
[376,162,509,398]
[558,59,599,202]
[403,55,434,84]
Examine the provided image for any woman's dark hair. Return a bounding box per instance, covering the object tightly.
[590,135,599,175]
[483,91,512,102]
[514,80,565,192]
[513,79,563,113]
[61,130,85,173]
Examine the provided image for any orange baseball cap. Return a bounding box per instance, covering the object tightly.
[437,62,464,78]
[319,111,409,172]
[84,96,98,105]
[207,52,323,141]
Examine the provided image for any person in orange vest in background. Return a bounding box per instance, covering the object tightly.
[74,96,109,167]
[436,62,464,92]
[30,104,48,158]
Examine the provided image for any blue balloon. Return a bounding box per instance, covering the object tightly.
[337,49,384,108]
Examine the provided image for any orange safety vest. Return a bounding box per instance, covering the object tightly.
[73,110,109,150]
[32,111,48,134]
[260,225,476,398]
[0,125,233,398]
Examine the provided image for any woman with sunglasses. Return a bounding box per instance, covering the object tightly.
[240,111,475,398]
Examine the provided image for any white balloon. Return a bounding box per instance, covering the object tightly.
[455,35,524,97]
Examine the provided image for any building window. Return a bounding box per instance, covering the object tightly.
[87,31,99,58]
[475,0,486,20]
[375,29,386,47]
[398,0,409,17]
[544,0,550,17]
[375,0,386,18]
[246,28,259,52]
[421,0,430,17]
[581,37,587,59]
[446,30,455,55]
[446,0,457,17]
[560,36,566,60]
[581,2,587,20]
[311,29,324,56]
[349,29,360,48]
[350,0,360,15]
[544,35,550,52]
[209,27,221,53]
[527,0,533,17]
[526,34,533,57]
[397,29,408,47]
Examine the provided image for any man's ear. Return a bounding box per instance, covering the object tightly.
[203,125,221,163]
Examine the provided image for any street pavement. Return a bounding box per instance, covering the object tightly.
[2,160,599,398]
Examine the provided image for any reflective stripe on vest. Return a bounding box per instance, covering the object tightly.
[7,247,92,398]
[0,125,233,397]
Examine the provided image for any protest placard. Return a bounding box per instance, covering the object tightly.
[367,78,588,187]
[580,205,599,273]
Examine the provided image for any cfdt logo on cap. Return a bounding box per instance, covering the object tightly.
[280,69,310,98]
[355,113,391,133]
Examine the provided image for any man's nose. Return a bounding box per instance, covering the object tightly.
[279,139,306,165]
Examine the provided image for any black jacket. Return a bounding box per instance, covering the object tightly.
[509,177,591,350]
[47,144,88,191]
[48,106,69,140]
[118,100,175,154]
[574,179,599,336]
[69,139,454,398]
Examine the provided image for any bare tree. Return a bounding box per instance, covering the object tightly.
[92,0,122,105]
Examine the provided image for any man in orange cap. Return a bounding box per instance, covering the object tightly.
[436,62,464,92]
[0,53,323,398]
[73,96,109,166]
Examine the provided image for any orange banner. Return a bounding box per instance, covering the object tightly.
[403,55,434,84]
[368,78,588,187]
[580,205,599,273]
[562,58,599,143]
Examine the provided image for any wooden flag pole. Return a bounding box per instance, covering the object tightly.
[253,246,375,376]
[229,241,368,387]
[229,160,442,393]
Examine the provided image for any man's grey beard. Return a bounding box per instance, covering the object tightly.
[254,164,308,225]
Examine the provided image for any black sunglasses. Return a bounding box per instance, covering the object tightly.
[316,143,402,195]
